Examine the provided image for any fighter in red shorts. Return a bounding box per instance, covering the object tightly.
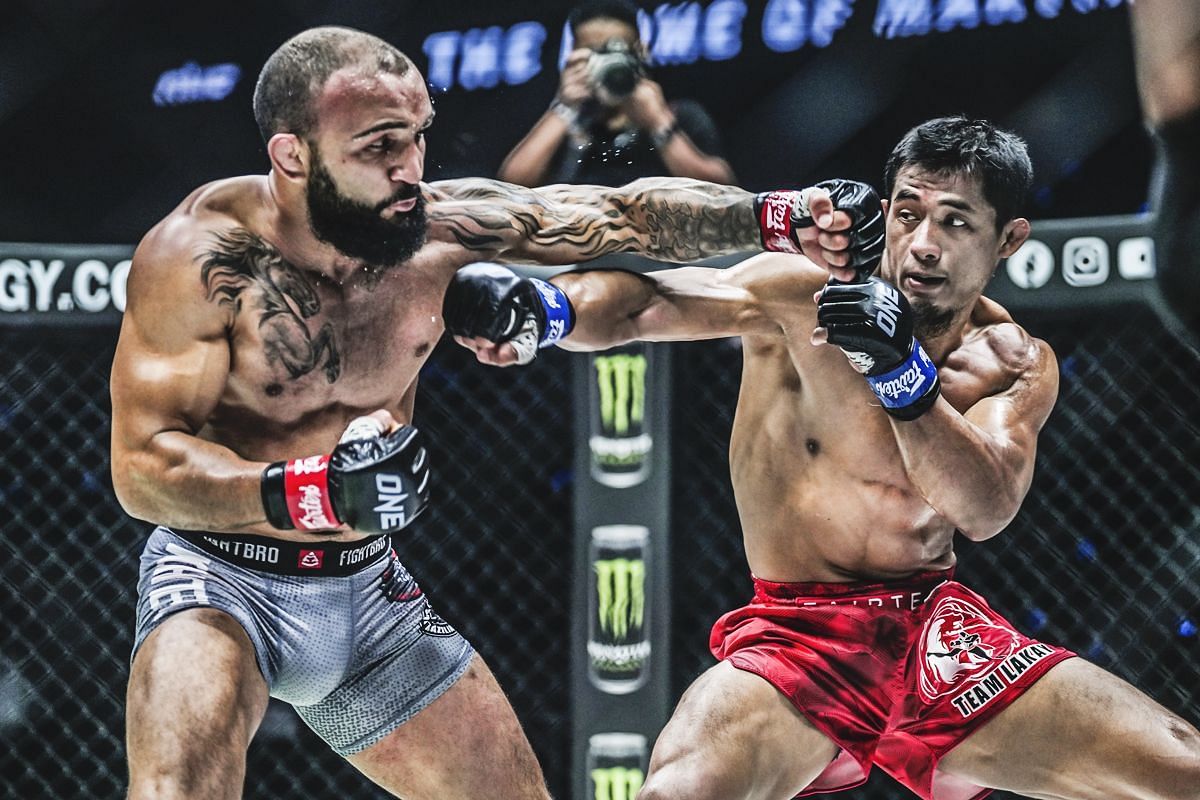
[449,117,1200,799]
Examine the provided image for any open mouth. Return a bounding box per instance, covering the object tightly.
[904,273,947,290]
[385,197,417,215]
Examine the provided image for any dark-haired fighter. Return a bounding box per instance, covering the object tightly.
[109,24,868,800]
[450,117,1200,800]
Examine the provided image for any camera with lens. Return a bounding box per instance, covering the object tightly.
[587,39,644,105]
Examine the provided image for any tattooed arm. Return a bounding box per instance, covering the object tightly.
[425,177,761,265]
[111,213,301,536]
[109,209,352,542]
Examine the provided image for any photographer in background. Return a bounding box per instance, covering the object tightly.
[497,0,735,187]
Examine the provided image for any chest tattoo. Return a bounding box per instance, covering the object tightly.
[200,229,341,384]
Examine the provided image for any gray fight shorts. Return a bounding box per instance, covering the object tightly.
[132,526,474,755]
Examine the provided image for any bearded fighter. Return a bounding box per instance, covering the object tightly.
[108,23,871,800]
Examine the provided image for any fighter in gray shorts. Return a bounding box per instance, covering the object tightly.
[133,526,474,755]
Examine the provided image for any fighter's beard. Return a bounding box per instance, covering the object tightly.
[306,147,427,271]
[912,300,957,341]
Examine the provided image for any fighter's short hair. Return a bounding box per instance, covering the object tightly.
[884,116,1033,230]
[253,26,411,143]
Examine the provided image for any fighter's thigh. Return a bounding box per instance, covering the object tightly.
[638,661,838,800]
[347,653,549,800]
[939,657,1200,800]
[126,608,269,800]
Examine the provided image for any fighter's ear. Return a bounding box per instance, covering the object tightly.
[267,133,307,181]
[998,218,1031,258]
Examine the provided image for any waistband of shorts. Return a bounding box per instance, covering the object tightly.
[750,568,954,606]
[167,527,392,577]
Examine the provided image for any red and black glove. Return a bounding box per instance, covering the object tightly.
[261,418,430,533]
[755,179,884,282]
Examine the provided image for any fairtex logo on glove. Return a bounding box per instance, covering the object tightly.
[535,280,563,309]
[758,191,802,255]
[866,342,938,409]
[874,361,928,400]
[297,486,334,529]
[283,455,339,530]
[529,277,574,348]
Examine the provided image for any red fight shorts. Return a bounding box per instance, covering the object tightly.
[710,571,1075,800]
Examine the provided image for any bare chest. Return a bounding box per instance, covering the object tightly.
[730,332,1007,510]
[227,282,442,409]
[199,233,449,431]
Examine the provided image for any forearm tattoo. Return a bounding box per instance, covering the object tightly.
[200,229,341,386]
[426,177,759,263]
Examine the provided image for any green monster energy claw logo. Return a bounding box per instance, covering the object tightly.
[592,353,652,473]
[592,766,645,800]
[596,558,646,639]
[596,353,646,438]
[590,557,650,674]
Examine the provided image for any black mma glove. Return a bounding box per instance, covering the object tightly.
[817,277,941,420]
[261,417,431,533]
[443,264,575,365]
[755,179,885,282]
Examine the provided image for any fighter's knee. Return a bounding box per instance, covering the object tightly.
[1148,715,1200,800]
[127,769,219,800]
[1165,719,1200,799]
[128,777,191,800]
[128,740,247,800]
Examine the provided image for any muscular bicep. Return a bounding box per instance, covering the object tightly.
[110,230,232,478]
[111,311,229,446]
[961,338,1059,494]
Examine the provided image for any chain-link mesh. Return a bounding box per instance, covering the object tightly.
[0,330,574,799]
[4,303,1199,800]
[672,307,1200,798]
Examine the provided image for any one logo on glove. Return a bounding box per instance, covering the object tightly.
[373,474,410,530]
[875,284,901,337]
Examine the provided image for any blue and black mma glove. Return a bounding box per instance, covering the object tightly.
[817,277,941,420]
[755,178,885,282]
[443,263,575,364]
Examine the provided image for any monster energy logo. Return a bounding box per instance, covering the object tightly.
[589,557,649,673]
[592,352,652,471]
[591,766,644,800]
[596,353,645,437]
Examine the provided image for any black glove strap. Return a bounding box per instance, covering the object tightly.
[261,462,294,530]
